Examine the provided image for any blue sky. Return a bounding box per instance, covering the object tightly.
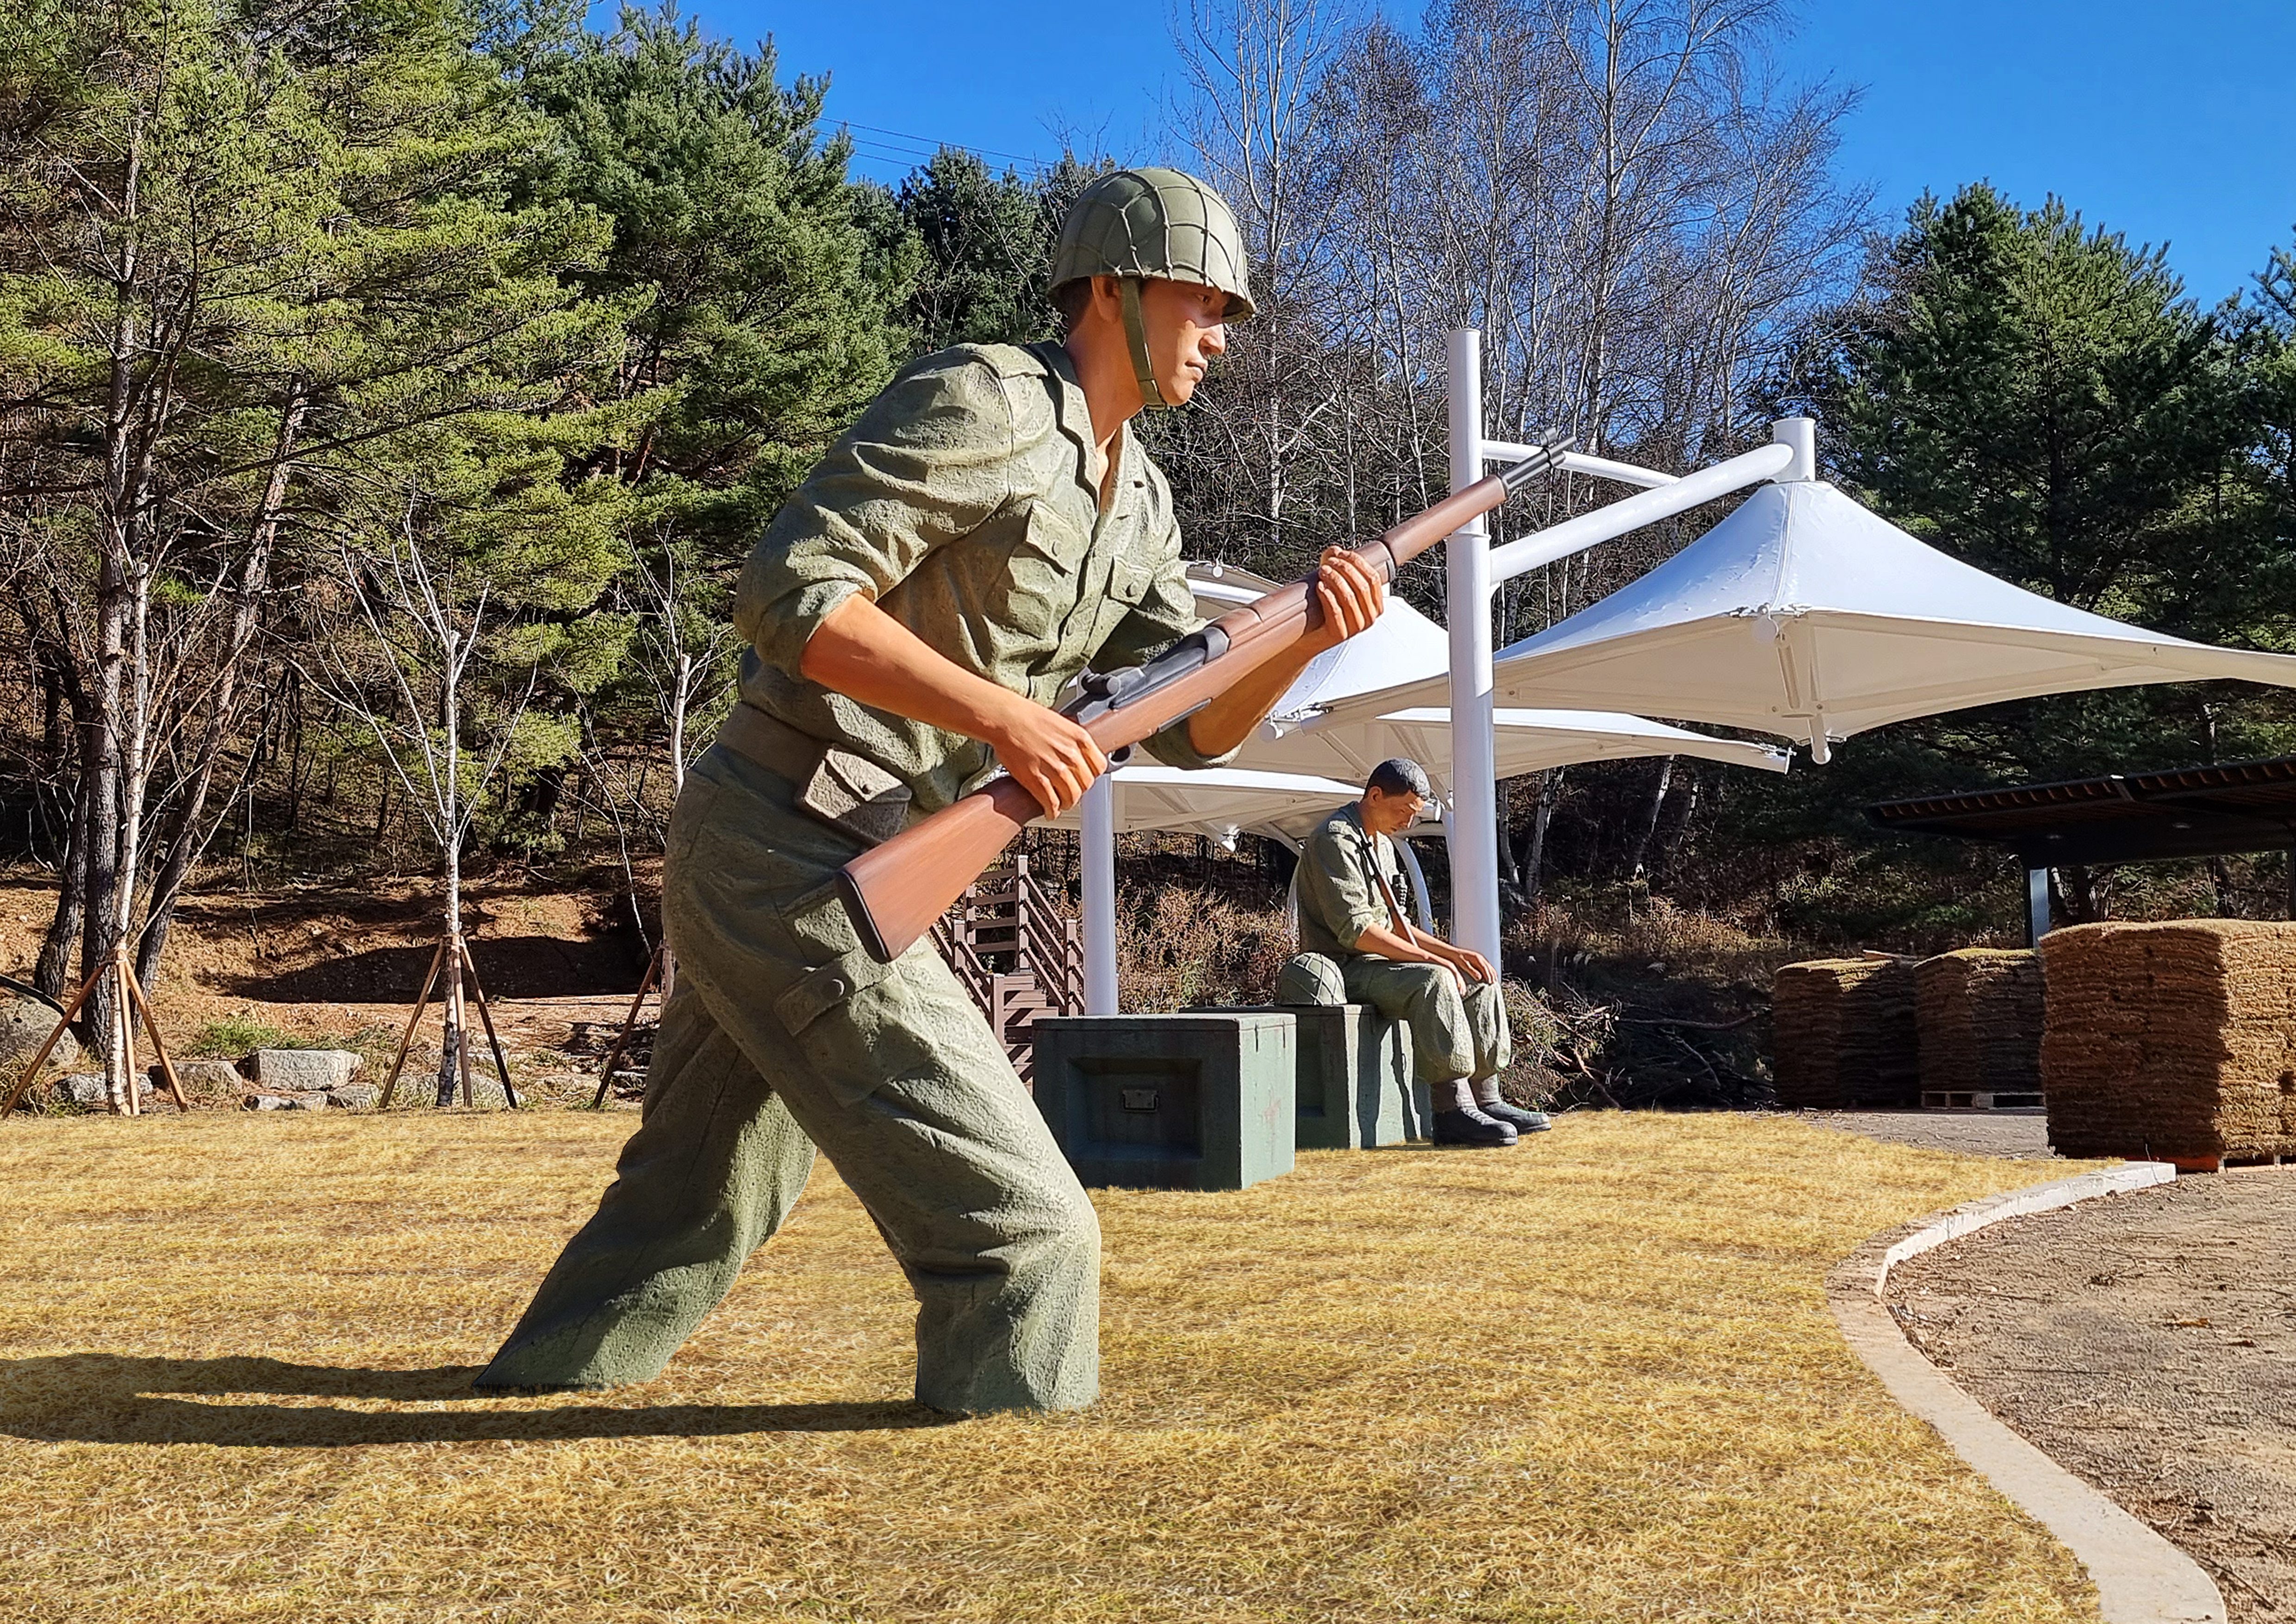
[697,0,2296,306]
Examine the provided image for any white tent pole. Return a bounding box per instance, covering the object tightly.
[1080,774,1119,1015]
[1484,440,1793,585]
[1485,443,1679,491]
[1445,329,1503,968]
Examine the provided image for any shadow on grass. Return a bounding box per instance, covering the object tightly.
[0,1354,954,1447]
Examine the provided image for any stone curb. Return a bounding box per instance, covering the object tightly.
[1827,1162,2225,1624]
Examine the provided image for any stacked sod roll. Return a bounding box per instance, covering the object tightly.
[1770,957,1920,1109]
[2040,920,2296,1162]
[1915,949,2044,1098]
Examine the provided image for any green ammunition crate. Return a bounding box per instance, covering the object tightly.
[1205,1004,1416,1149]
[1031,1013,1296,1191]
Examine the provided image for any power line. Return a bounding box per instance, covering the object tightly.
[830,119,1054,177]
[835,119,1051,169]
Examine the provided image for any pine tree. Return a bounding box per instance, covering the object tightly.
[511,3,916,919]
[523,2,915,561]
[0,0,625,1079]
[895,149,1065,354]
[1824,185,2248,627]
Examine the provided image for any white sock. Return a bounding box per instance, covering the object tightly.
[1437,1079,1473,1112]
[1473,1077,1503,1106]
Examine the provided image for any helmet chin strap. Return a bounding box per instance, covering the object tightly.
[1118,278,1168,410]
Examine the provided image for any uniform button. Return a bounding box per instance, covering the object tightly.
[825,976,849,1000]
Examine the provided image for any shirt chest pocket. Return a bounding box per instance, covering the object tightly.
[1002,504,1093,634]
[1086,547,1155,659]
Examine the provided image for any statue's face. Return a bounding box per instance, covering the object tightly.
[1361,785,1424,836]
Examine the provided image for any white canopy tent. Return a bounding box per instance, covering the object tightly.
[1328,475,2296,764]
[1245,705,1787,786]
[1184,563,1786,786]
[1420,333,2296,968]
[1037,566,1790,1014]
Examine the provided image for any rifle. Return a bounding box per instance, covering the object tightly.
[838,430,1575,963]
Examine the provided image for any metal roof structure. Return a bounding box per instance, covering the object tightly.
[1867,755,2296,867]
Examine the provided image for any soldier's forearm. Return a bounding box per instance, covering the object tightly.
[1350,922,1442,964]
[799,593,1032,745]
[1185,640,1314,757]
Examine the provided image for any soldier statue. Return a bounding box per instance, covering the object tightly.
[475,169,1386,1412]
[1288,758,1552,1147]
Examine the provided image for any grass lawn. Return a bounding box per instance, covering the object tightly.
[0,1110,2103,1622]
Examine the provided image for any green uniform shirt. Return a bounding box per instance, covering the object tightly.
[734,340,1232,813]
[1296,802,1405,962]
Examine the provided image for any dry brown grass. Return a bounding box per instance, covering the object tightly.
[0,1111,2103,1622]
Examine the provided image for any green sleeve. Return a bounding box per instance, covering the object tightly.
[734,355,1020,681]
[1113,487,1244,771]
[1297,823,1383,953]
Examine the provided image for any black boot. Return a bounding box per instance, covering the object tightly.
[1477,1098,1552,1135]
[1431,1106,1518,1147]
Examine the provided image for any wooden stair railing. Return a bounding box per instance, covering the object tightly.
[927,854,1085,1087]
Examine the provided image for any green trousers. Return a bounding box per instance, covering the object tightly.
[477,745,1101,1413]
[1340,958,1512,1086]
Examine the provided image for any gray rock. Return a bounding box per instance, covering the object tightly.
[254,1049,363,1091]
[53,1072,151,1108]
[53,1074,107,1107]
[172,1059,246,1099]
[0,993,77,1074]
[243,1092,326,1112]
[327,1083,379,1111]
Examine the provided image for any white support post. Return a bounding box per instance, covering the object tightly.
[1081,775,1119,1015]
[1772,416,1817,481]
[1445,330,1504,968]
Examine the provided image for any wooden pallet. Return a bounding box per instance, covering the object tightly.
[2164,1152,2296,1174]
[1920,1089,2045,1112]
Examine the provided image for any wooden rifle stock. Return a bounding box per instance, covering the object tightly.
[838,434,1573,962]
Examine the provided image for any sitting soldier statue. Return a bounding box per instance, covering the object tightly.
[1288,758,1551,1148]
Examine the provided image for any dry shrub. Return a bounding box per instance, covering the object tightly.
[1116,885,1295,1010]
[1516,898,1803,1108]
[1523,893,1803,993]
[2041,919,2296,1162]
[1916,949,2043,1095]
[1772,957,1920,1108]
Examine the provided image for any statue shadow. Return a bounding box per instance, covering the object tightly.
[0,1353,953,1448]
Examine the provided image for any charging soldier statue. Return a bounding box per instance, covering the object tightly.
[476,169,1388,1412]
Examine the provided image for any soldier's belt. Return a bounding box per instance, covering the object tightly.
[714,702,914,847]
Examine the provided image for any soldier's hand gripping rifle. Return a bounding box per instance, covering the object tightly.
[838,431,1576,963]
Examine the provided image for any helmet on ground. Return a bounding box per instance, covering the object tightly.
[1051,167,1254,408]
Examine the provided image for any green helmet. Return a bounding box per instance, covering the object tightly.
[1275,953,1348,1008]
[1051,166,1254,408]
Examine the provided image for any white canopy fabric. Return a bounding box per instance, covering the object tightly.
[1186,562,1446,718]
[1182,563,1786,784]
[1037,764,1369,843]
[1313,479,2296,761]
[1244,705,1788,785]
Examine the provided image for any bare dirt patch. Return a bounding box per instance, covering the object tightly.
[0,868,656,1105]
[1801,1108,2058,1159]
[1887,1169,2296,1620]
